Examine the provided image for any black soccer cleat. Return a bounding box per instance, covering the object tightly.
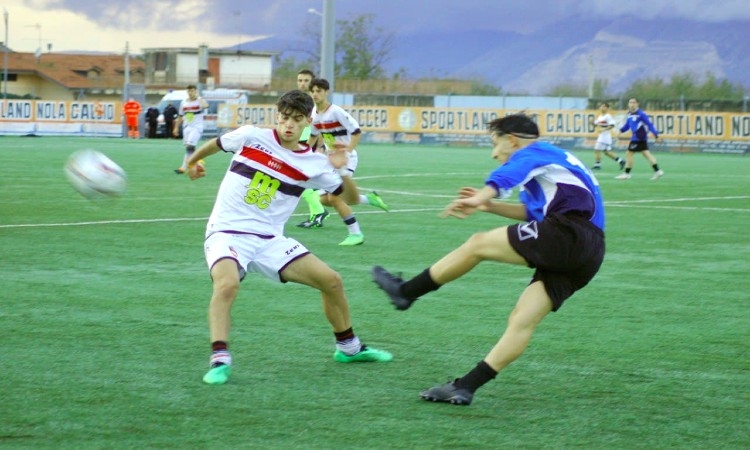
[420,380,474,405]
[371,265,414,310]
[296,210,330,228]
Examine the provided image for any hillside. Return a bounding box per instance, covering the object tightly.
[237,16,750,95]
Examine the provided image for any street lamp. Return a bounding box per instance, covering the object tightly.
[320,0,335,92]
[3,8,8,100]
[308,1,335,92]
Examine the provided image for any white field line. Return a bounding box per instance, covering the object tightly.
[1,195,748,229]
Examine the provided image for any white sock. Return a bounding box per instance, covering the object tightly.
[336,336,362,355]
[359,194,368,205]
[210,350,232,367]
[346,220,362,235]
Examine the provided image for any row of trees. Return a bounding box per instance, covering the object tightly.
[550,73,747,102]
[273,14,393,81]
[274,14,747,103]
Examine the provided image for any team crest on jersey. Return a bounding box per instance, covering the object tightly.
[517,221,539,241]
[244,171,280,209]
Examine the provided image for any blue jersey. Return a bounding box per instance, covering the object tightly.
[620,109,659,142]
[485,141,605,230]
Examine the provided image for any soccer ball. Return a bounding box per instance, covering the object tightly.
[64,149,127,198]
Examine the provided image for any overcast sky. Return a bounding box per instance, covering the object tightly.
[5,0,750,54]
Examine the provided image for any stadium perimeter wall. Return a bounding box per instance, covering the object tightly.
[1,99,748,155]
[218,104,750,155]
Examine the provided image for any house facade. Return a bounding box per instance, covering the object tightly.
[0,49,145,102]
[0,45,276,104]
[142,46,277,95]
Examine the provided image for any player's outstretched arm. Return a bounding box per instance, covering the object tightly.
[455,186,526,220]
[186,138,221,180]
[442,186,497,219]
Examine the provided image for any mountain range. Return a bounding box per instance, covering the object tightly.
[239,16,750,96]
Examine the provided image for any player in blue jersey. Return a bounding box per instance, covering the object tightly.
[615,98,664,180]
[372,113,605,406]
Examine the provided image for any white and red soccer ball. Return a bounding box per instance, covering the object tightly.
[64,149,127,199]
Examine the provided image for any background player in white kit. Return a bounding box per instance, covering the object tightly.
[590,102,625,171]
[185,89,392,386]
[174,84,209,174]
[307,78,389,246]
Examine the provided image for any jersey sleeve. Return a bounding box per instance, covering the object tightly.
[639,110,659,136]
[308,168,343,194]
[216,125,256,153]
[619,117,630,133]
[335,105,361,134]
[485,152,537,193]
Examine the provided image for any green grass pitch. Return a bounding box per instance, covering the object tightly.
[1,136,748,448]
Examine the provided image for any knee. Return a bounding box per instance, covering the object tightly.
[465,231,491,250]
[319,269,344,295]
[212,278,240,302]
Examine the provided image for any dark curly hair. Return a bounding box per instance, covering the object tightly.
[277,89,314,117]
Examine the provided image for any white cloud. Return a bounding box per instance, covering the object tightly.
[3,0,254,54]
[4,0,748,55]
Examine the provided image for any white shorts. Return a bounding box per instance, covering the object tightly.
[183,126,203,147]
[204,232,310,283]
[594,137,612,151]
[337,149,358,177]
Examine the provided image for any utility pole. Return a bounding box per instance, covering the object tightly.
[320,0,335,92]
[3,8,8,100]
[123,41,130,101]
[123,41,130,138]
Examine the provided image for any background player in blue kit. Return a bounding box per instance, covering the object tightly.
[372,113,605,406]
[616,98,664,180]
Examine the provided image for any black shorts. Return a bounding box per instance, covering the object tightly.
[507,213,605,311]
[628,140,649,152]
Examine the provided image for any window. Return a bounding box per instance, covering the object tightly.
[154,52,168,71]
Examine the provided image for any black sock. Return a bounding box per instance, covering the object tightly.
[625,168,632,174]
[652,164,660,171]
[454,360,498,393]
[334,327,355,343]
[212,341,228,352]
[401,268,441,300]
[211,341,229,367]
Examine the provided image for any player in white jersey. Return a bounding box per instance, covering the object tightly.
[294,69,330,228]
[590,102,625,171]
[174,84,209,174]
[306,78,390,246]
[184,89,393,386]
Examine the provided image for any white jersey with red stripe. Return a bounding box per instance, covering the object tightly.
[179,97,206,131]
[206,125,342,238]
[594,113,616,145]
[310,103,361,150]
